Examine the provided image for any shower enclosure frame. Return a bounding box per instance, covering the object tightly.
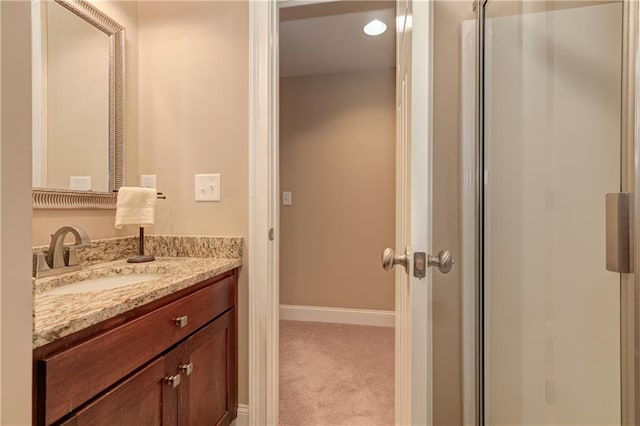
[624,2,639,424]
[471,1,640,424]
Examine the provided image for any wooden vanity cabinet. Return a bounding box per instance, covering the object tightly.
[59,357,166,426]
[34,269,238,426]
[177,310,235,425]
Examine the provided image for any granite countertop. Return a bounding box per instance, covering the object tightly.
[33,257,241,348]
[33,235,243,349]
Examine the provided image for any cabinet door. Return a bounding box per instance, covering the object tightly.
[178,310,234,426]
[60,357,173,426]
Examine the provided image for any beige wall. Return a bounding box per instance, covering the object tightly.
[2,1,34,423]
[432,1,474,424]
[137,1,249,404]
[279,70,395,311]
[33,210,131,245]
[32,1,140,246]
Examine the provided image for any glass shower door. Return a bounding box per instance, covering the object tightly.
[482,1,631,424]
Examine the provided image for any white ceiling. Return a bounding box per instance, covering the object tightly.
[280,7,395,77]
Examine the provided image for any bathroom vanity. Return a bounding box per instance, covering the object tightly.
[30,0,242,422]
[32,236,242,426]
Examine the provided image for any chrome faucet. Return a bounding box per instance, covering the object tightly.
[46,226,91,269]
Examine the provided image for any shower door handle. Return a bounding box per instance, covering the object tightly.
[606,192,633,273]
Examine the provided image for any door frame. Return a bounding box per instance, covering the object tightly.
[248,0,429,424]
[248,1,279,425]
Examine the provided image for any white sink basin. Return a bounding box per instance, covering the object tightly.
[44,273,164,295]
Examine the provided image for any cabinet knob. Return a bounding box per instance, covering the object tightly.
[180,362,194,376]
[174,316,188,328]
[165,374,181,388]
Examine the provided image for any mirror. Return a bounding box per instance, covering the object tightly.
[32,0,124,209]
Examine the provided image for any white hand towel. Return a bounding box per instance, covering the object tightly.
[114,187,157,229]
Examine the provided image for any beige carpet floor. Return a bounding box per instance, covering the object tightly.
[279,320,394,426]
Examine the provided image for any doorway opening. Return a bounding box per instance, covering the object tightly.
[278,2,396,424]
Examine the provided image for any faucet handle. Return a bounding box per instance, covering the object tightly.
[33,251,51,277]
[65,246,79,267]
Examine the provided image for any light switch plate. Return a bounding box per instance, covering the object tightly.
[69,176,91,191]
[140,175,157,188]
[195,174,221,202]
[282,191,292,206]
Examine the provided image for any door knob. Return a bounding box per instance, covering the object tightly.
[428,250,454,274]
[382,248,409,272]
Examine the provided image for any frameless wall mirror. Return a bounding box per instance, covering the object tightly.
[32,0,124,209]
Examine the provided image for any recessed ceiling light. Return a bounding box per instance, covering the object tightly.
[363,19,387,37]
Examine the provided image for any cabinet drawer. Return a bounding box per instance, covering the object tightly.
[39,275,235,425]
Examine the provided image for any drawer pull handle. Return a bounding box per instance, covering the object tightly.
[165,374,181,388]
[174,316,189,328]
[180,362,194,376]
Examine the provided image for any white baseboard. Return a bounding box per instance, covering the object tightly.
[231,404,249,426]
[280,304,394,327]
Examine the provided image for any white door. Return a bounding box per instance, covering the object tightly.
[382,1,438,425]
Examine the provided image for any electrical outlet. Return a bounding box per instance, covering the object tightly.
[69,176,91,191]
[195,174,221,202]
[140,175,157,188]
